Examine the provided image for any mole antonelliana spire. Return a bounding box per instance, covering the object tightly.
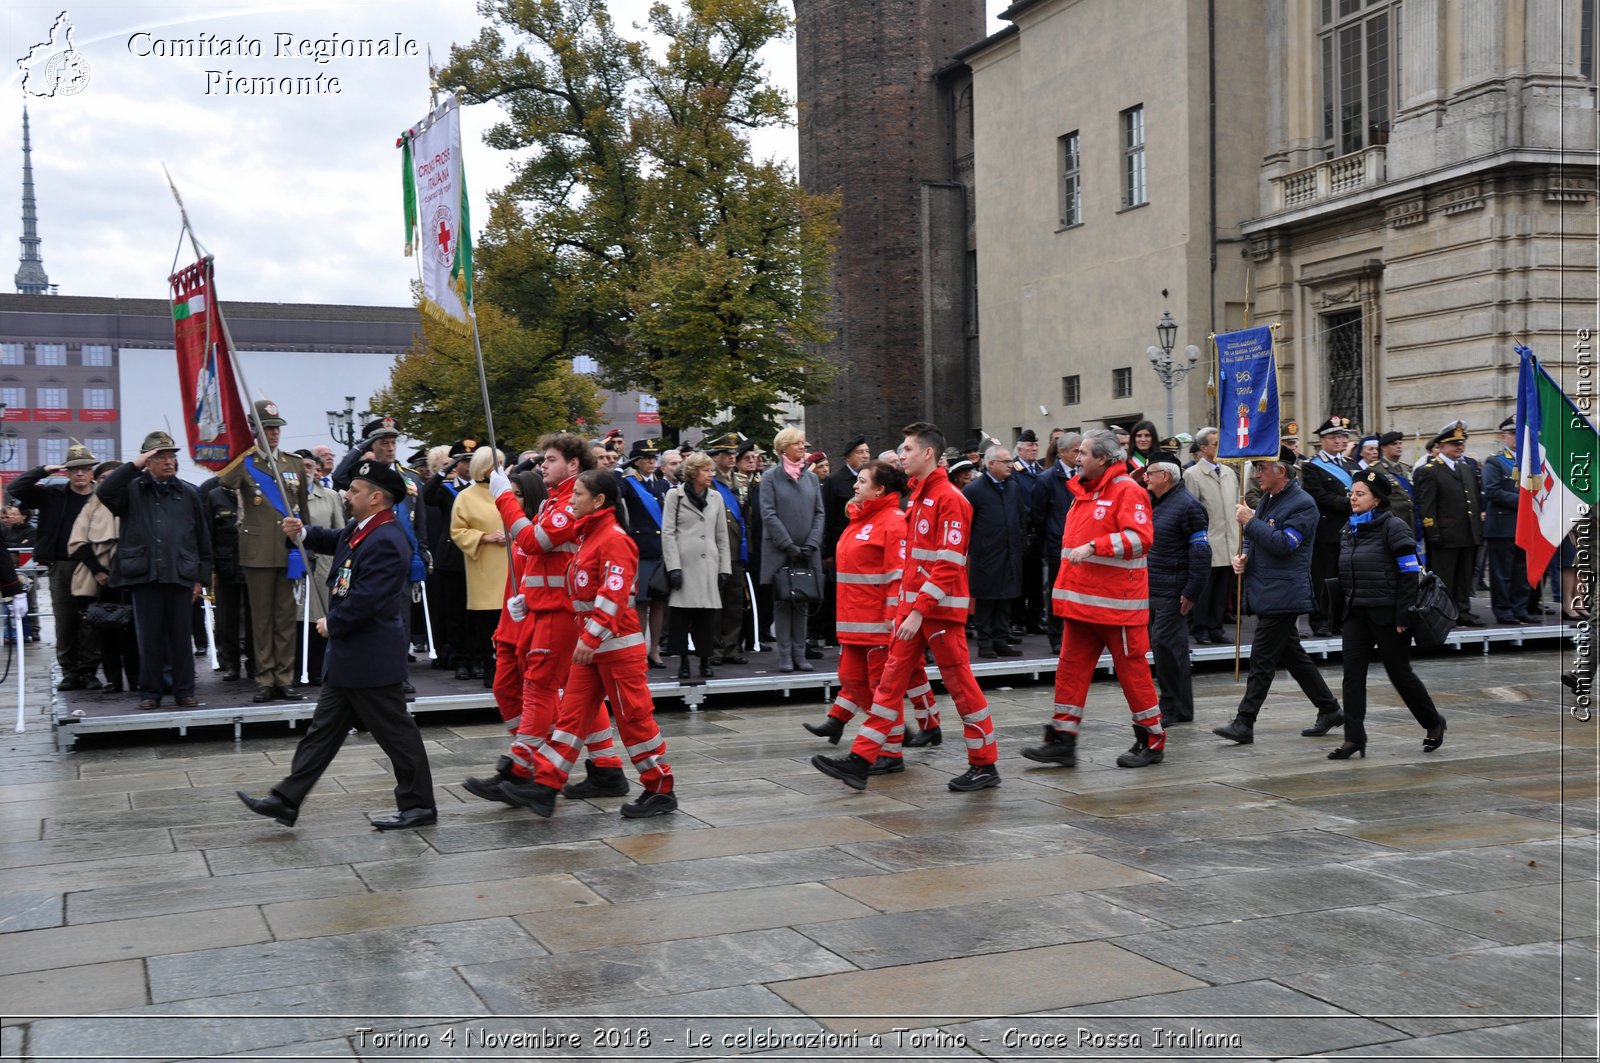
[15,106,52,296]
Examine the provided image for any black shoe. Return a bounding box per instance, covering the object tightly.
[1310,625,1331,638]
[1514,613,1539,625]
[1160,713,1193,726]
[1048,640,1061,655]
[948,764,1001,791]
[903,726,942,748]
[995,645,1023,658]
[137,698,161,710]
[562,760,631,799]
[1212,718,1255,744]
[812,752,871,790]
[978,647,998,659]
[1328,742,1366,760]
[220,670,240,682]
[804,717,846,744]
[1005,635,1024,645]
[500,777,560,817]
[1192,631,1213,645]
[804,646,824,660]
[370,807,438,831]
[56,675,83,692]
[648,658,666,670]
[1423,717,1448,753]
[455,665,473,680]
[1021,726,1077,767]
[274,686,305,702]
[237,790,298,827]
[251,687,274,703]
[868,757,905,776]
[1459,614,1488,628]
[720,654,748,665]
[699,660,714,679]
[1301,711,1344,737]
[462,758,518,804]
[677,658,692,681]
[101,680,122,693]
[402,681,415,695]
[1116,727,1165,768]
[620,790,678,818]
[175,697,201,708]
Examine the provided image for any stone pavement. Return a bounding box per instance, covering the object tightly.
[0,642,1596,1061]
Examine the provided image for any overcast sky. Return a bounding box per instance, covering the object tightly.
[3,0,1004,309]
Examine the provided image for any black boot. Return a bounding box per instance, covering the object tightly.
[903,725,943,748]
[699,658,714,679]
[498,776,560,817]
[1212,717,1255,744]
[1021,726,1077,767]
[811,751,872,790]
[1115,726,1165,768]
[804,716,846,744]
[1300,710,1345,737]
[562,759,631,798]
[677,657,692,681]
[462,755,518,804]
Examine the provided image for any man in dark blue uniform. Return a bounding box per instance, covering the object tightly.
[237,461,437,830]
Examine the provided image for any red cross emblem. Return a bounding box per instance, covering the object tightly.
[436,219,453,256]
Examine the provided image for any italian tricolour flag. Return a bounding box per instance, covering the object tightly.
[171,293,206,321]
[1515,345,1599,585]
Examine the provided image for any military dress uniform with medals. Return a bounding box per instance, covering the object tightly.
[331,416,430,651]
[1415,421,1485,624]
[1299,416,1356,635]
[217,400,309,702]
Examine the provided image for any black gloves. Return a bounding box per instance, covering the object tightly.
[718,572,731,592]
[784,544,804,563]
[668,569,684,591]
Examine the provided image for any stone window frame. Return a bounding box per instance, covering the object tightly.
[1063,374,1081,406]
[1318,0,1401,159]
[1120,106,1147,210]
[1058,130,1083,229]
[1112,366,1134,399]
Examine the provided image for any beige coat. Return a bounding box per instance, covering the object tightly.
[662,485,731,609]
[303,483,346,622]
[450,482,510,611]
[1183,460,1241,567]
[66,495,118,598]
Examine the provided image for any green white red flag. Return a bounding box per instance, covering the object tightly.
[1514,345,1598,585]
[399,96,473,327]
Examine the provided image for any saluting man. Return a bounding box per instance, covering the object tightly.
[218,399,309,703]
[238,460,437,831]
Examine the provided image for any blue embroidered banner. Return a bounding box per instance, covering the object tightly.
[1215,326,1281,460]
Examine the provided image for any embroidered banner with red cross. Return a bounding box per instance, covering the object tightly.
[168,258,253,470]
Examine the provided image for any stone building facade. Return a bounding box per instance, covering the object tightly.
[1243,0,1598,441]
[795,0,985,452]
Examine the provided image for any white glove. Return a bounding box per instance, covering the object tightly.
[488,468,513,499]
[10,595,25,620]
[507,593,527,622]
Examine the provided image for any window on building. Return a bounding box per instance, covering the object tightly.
[0,345,21,366]
[1584,0,1596,82]
[966,250,979,335]
[1320,1,1398,157]
[82,345,113,367]
[1120,106,1146,209]
[571,355,599,375]
[1063,375,1081,406]
[38,437,68,468]
[83,387,114,409]
[1324,308,1365,425]
[1113,367,1134,399]
[37,387,67,409]
[0,387,23,410]
[34,344,65,366]
[0,439,26,473]
[1059,131,1082,227]
[86,435,115,462]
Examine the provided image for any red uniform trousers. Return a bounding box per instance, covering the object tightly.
[508,612,622,774]
[826,648,942,760]
[906,661,939,729]
[1051,621,1163,741]
[531,648,672,794]
[492,638,522,727]
[849,618,996,766]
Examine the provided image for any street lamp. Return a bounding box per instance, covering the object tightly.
[1146,311,1201,439]
[325,396,369,449]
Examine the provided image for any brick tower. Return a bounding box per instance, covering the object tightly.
[795,0,984,453]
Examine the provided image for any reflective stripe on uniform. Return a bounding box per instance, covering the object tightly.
[942,596,971,609]
[508,517,532,539]
[867,702,899,720]
[534,525,557,551]
[918,580,945,602]
[837,571,899,585]
[626,734,665,758]
[837,621,893,634]
[523,575,556,588]
[911,547,965,565]
[593,595,620,616]
[1084,554,1146,569]
[550,729,581,748]
[1124,531,1146,558]
[594,631,645,654]
[584,618,609,640]
[1052,588,1149,610]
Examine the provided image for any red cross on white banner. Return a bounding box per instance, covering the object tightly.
[1237,412,1250,449]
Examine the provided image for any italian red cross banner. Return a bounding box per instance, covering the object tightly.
[399,96,474,328]
[168,258,253,469]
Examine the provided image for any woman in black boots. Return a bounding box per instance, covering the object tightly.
[1328,469,1447,759]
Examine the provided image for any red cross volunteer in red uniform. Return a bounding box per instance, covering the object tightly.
[1024,428,1167,770]
[811,422,1000,792]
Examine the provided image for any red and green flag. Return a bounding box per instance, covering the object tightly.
[1514,344,1598,585]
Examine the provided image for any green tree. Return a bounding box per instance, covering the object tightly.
[441,0,837,439]
[371,297,601,452]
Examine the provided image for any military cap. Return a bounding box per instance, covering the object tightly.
[1314,415,1353,437]
[293,448,315,460]
[350,459,407,503]
[1357,434,1380,451]
[1498,416,1516,432]
[61,441,97,468]
[1159,435,1182,451]
[1270,444,1298,466]
[1107,424,1128,435]
[628,438,661,460]
[1378,430,1405,446]
[706,431,744,455]
[253,399,287,429]
[1280,420,1300,440]
[948,458,976,478]
[1436,421,1468,446]
[1354,467,1392,503]
[1017,429,1039,444]
[451,437,479,460]
[805,450,827,467]
[839,433,869,455]
[140,430,179,454]
[93,460,122,477]
[361,416,401,440]
[405,447,429,467]
[735,438,760,458]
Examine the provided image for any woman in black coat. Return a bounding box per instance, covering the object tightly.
[1328,469,1447,759]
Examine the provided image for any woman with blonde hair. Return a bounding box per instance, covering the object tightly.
[759,426,825,671]
[450,446,509,686]
[663,451,731,680]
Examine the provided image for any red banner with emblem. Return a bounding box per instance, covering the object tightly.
[169,259,253,470]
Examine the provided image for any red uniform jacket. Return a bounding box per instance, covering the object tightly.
[498,475,580,613]
[493,537,536,648]
[567,508,644,657]
[902,467,974,623]
[834,494,906,644]
[1052,460,1153,625]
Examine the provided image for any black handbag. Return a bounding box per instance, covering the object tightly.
[1406,570,1458,647]
[774,563,822,604]
[85,601,133,630]
[646,561,671,599]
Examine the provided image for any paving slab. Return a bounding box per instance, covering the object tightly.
[1329,1017,1594,1060]
[461,928,856,1012]
[1228,762,1488,800]
[1329,809,1586,851]
[1350,839,1584,891]
[145,917,543,1002]
[855,798,1092,838]
[518,882,875,953]
[826,852,1162,913]
[0,828,174,870]
[263,872,605,940]
[1383,882,1599,946]
[66,864,369,925]
[770,941,1205,1035]
[0,791,131,821]
[836,822,1112,872]
[202,830,433,875]
[354,839,630,891]
[0,890,61,932]
[1089,863,1443,928]
[1279,940,1586,1036]
[1092,828,1397,879]
[423,809,708,853]
[0,769,195,803]
[0,905,272,977]
[0,850,209,894]
[1114,905,1504,984]
[574,847,888,904]
[794,891,1170,969]
[0,957,147,1020]
[602,815,897,864]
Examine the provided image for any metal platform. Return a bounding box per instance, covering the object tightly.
[46,618,1576,750]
